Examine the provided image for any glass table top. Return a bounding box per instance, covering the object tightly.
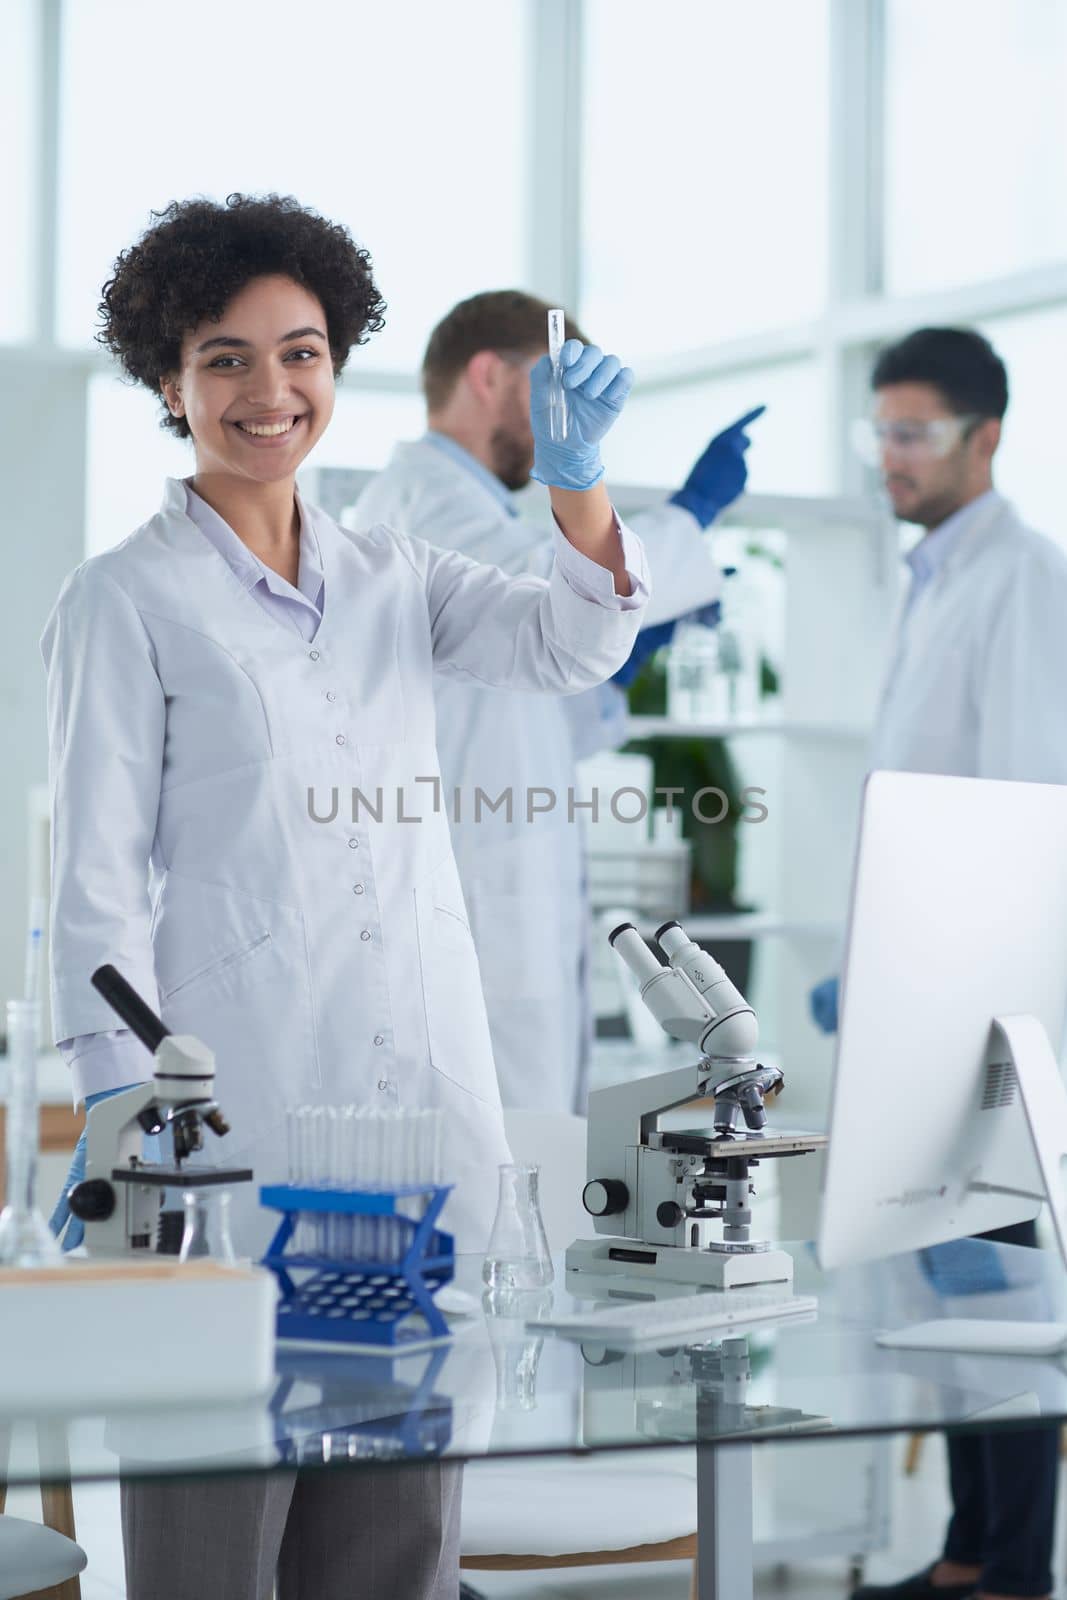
[2,1237,1066,1486]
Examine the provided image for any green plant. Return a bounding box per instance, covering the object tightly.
[626,657,745,911]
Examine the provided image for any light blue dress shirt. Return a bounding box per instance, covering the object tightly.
[423,430,519,519]
[902,489,1000,612]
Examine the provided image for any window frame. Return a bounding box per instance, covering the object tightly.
[7,0,1067,517]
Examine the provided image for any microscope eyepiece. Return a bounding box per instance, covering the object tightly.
[608,922,637,947]
[654,919,682,944]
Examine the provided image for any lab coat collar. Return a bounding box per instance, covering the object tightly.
[421,430,520,517]
[159,476,340,636]
[179,477,324,608]
[905,489,1005,586]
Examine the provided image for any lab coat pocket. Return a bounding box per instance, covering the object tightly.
[153,872,319,1148]
[160,931,272,1003]
[414,860,498,1107]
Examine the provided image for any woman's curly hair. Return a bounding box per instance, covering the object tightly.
[97,193,386,439]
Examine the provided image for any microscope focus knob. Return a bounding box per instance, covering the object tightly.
[656,1201,685,1229]
[68,1178,116,1223]
[583,1178,629,1218]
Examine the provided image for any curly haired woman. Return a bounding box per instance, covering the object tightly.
[42,192,647,1600]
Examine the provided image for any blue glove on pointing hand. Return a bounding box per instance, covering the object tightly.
[809,976,839,1036]
[530,340,635,491]
[670,405,767,528]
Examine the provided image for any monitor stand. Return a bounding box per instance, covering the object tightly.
[876,1013,1067,1358]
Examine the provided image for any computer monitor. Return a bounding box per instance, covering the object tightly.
[817,770,1067,1275]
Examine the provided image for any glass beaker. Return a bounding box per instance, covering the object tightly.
[179,1188,237,1264]
[482,1163,554,1291]
[666,621,722,722]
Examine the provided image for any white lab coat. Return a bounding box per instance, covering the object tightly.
[352,439,721,1112]
[870,495,1067,782]
[41,478,646,1255]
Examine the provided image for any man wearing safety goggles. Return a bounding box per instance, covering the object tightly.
[820,327,1067,1600]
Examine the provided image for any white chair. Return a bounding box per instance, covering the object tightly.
[0,1514,87,1599]
[460,1108,699,1596]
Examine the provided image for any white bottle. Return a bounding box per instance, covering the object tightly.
[714,567,759,721]
[667,621,721,722]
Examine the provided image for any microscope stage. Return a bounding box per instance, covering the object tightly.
[651,1129,827,1159]
[111,1166,254,1187]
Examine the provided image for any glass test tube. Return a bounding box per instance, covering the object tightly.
[547,308,568,443]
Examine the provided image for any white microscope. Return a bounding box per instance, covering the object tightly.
[66,964,252,1256]
[566,921,826,1290]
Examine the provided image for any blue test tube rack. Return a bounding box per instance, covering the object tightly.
[259,1182,455,1348]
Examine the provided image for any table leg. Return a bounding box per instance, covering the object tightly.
[696,1440,753,1600]
[37,1421,82,1600]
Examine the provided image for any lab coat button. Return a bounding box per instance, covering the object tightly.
[374,1037,384,1048]
[377,1079,388,1090]
[353,883,364,895]
[326,691,336,702]
[360,930,371,942]
[348,838,359,849]
[309,650,320,661]
[335,734,346,746]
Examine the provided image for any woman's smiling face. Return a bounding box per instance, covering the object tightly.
[161,274,336,483]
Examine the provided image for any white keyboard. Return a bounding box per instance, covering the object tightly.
[877,1319,1067,1356]
[531,1288,818,1347]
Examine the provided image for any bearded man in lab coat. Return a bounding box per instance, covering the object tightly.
[811,327,1067,1600]
[354,290,760,1113]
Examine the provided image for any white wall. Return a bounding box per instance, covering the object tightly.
[0,358,88,1011]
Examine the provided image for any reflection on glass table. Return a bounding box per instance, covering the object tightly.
[3,1241,1067,1600]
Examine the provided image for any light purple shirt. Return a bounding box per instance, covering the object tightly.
[61,478,647,1103]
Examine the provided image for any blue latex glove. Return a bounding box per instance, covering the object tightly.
[669,405,766,528]
[50,1083,137,1251]
[530,340,634,491]
[809,976,839,1035]
[918,1239,1010,1297]
[612,618,678,686]
[611,600,723,686]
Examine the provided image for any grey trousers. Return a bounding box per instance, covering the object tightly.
[120,1462,463,1600]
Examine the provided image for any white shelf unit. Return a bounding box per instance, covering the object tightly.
[624,714,869,743]
[609,488,900,1151]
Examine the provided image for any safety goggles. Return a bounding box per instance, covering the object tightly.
[850,414,980,467]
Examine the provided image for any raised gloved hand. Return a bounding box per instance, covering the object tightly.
[670,405,766,528]
[611,600,723,687]
[530,340,634,491]
[50,1083,137,1251]
[809,976,839,1035]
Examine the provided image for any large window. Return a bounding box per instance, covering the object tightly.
[601,359,830,495]
[885,0,1067,295]
[1,0,39,342]
[978,305,1067,548]
[86,375,191,557]
[580,0,830,363]
[303,384,426,473]
[86,373,426,557]
[57,0,528,370]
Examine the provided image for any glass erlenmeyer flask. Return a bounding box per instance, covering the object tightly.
[482,1163,553,1291]
[179,1188,237,1264]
